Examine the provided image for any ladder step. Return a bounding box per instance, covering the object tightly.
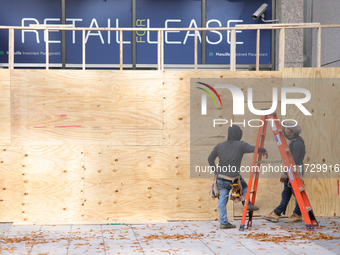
[250,190,255,193]
[256,160,283,164]
[306,207,312,212]
[285,148,290,152]
[299,187,305,192]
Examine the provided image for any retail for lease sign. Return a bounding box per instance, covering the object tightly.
[0,0,272,66]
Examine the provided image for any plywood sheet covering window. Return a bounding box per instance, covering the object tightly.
[0,146,84,224]
[82,145,218,223]
[1,68,340,224]
[11,70,163,146]
[0,69,10,145]
[282,68,340,217]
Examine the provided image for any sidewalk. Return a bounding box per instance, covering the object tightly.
[0,218,339,255]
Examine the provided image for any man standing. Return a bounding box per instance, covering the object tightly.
[262,123,305,223]
[208,125,268,229]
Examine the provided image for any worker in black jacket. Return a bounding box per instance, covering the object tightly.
[262,122,305,223]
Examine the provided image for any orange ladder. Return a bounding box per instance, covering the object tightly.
[239,113,318,231]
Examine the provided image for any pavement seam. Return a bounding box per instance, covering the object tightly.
[28,225,43,254]
[66,225,73,255]
[157,223,178,255]
[210,221,256,255]
[180,221,216,255]
[129,225,146,255]
[100,225,107,255]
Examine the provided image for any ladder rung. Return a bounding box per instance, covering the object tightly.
[285,148,290,152]
[299,187,305,192]
[278,129,282,132]
[250,190,255,193]
[256,160,283,164]
[306,207,312,212]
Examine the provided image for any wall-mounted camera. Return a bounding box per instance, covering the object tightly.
[251,3,268,20]
[251,3,279,23]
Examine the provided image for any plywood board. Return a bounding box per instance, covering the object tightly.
[11,70,163,146]
[162,71,282,146]
[0,146,84,223]
[84,145,190,180]
[0,69,10,81]
[281,68,340,217]
[0,68,339,225]
[82,145,219,223]
[0,81,10,145]
[83,178,218,223]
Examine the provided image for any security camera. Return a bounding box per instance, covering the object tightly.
[251,3,279,23]
[251,3,268,20]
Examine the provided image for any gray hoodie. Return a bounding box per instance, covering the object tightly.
[208,125,266,178]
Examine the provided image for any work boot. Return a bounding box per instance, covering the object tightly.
[284,213,302,223]
[262,210,280,222]
[246,202,259,211]
[220,222,236,229]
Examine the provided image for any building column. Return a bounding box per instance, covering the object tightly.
[275,0,304,69]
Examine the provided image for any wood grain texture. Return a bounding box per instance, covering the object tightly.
[0,146,84,223]
[83,178,218,223]
[0,68,339,224]
[282,68,340,217]
[0,81,10,145]
[82,145,218,222]
[11,70,163,146]
[0,69,10,81]
[162,71,282,146]
[0,69,11,145]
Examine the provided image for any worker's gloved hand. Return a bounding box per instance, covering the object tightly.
[280,173,287,183]
[263,151,269,159]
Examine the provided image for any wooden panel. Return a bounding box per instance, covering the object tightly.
[82,145,218,223]
[0,146,84,223]
[1,68,339,225]
[0,69,10,81]
[0,81,10,145]
[282,67,340,78]
[0,147,25,222]
[282,74,338,172]
[83,178,218,223]
[163,71,282,146]
[84,146,190,180]
[11,70,163,146]
[282,68,340,217]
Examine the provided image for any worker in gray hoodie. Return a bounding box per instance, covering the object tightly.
[208,125,268,229]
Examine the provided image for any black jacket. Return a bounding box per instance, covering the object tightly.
[284,131,306,166]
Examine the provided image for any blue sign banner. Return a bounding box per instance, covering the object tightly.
[0,0,272,66]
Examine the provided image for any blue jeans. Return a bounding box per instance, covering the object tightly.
[217,177,248,225]
[274,178,301,216]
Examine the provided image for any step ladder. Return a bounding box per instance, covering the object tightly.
[239,113,318,231]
